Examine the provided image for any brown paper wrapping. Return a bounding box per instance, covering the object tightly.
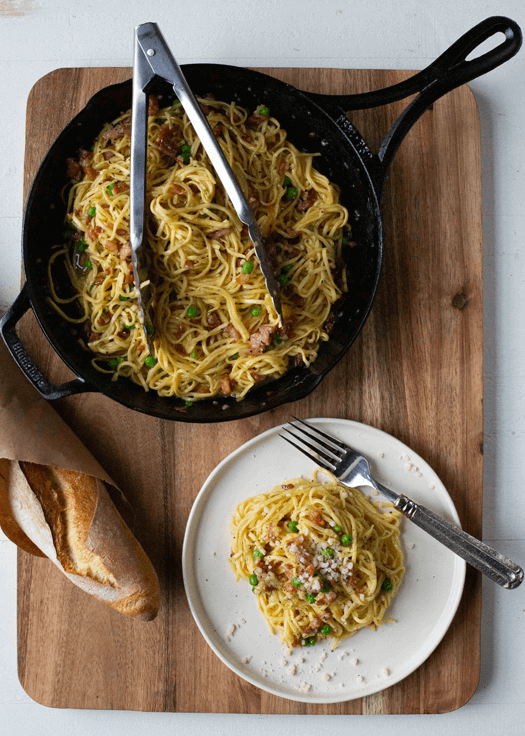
[0,337,160,620]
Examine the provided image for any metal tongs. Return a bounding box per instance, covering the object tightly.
[131,22,283,353]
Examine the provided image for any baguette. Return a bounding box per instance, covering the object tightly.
[4,460,160,621]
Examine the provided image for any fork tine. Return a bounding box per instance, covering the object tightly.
[279,434,336,472]
[291,416,349,452]
[282,427,339,468]
[288,418,345,458]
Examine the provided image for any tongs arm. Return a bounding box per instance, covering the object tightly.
[135,22,282,323]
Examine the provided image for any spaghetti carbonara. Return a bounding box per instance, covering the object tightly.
[229,474,404,650]
[50,96,352,401]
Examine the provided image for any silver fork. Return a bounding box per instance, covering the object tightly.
[281,417,523,589]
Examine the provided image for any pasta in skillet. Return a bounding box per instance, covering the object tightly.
[50,97,353,401]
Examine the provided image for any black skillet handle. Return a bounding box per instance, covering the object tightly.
[314,16,522,193]
[0,283,95,400]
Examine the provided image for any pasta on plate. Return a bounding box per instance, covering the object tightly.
[50,96,353,401]
[229,473,404,650]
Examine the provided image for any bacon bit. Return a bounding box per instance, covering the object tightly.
[207,312,221,329]
[324,313,337,335]
[308,131,316,138]
[184,259,195,270]
[88,332,99,342]
[93,277,105,286]
[98,313,111,326]
[290,354,304,368]
[212,227,231,241]
[103,150,115,160]
[116,228,128,237]
[102,122,131,140]
[278,315,296,338]
[247,323,276,356]
[113,181,129,195]
[297,188,319,211]
[189,183,200,194]
[302,617,321,637]
[220,374,232,395]
[291,293,305,308]
[171,183,186,196]
[196,384,209,393]
[87,226,103,240]
[66,158,82,180]
[174,344,187,356]
[284,564,295,581]
[282,228,299,240]
[309,508,325,527]
[101,203,110,209]
[78,149,92,167]
[104,240,119,253]
[267,523,277,542]
[118,242,131,260]
[157,124,179,157]
[104,268,111,275]
[246,111,269,128]
[83,164,97,180]
[241,224,249,238]
[277,159,291,176]
[347,240,358,248]
[126,273,134,284]
[284,582,295,595]
[241,134,251,143]
[172,324,185,339]
[139,345,145,352]
[316,591,337,606]
[223,322,241,340]
[211,124,223,137]
[148,95,159,116]
[250,371,265,383]
[200,103,211,115]
[236,273,250,285]
[232,110,243,124]
[281,483,294,490]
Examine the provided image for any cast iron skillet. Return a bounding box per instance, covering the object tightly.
[1,17,521,422]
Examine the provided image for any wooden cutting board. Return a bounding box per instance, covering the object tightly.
[17,67,482,714]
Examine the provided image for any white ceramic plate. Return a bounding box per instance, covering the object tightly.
[182,418,466,703]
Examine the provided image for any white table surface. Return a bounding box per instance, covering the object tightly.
[1,1,524,733]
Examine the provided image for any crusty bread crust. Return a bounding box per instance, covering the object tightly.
[16,462,160,621]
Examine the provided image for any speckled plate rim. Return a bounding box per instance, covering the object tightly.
[182,418,466,703]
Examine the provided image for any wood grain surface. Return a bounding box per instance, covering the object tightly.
[17,66,482,714]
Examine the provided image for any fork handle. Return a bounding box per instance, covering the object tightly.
[394,495,523,589]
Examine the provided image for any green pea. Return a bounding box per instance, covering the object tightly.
[146,323,154,335]
[107,182,115,196]
[119,295,128,301]
[303,636,316,647]
[333,525,341,532]
[342,235,350,245]
[253,548,264,560]
[382,578,393,592]
[85,259,92,269]
[340,534,353,546]
[320,624,332,636]
[172,98,180,106]
[273,335,282,345]
[242,261,254,274]
[186,305,200,318]
[285,186,298,200]
[321,582,331,594]
[124,323,135,330]
[108,357,124,369]
[90,143,95,152]
[281,264,293,274]
[283,176,292,187]
[230,352,239,360]
[251,306,261,316]
[321,548,334,558]
[88,206,96,217]
[190,350,196,359]
[292,577,302,588]
[277,274,289,286]
[75,238,87,253]
[185,400,193,407]
[180,143,191,164]
[249,573,258,586]
[305,593,316,604]
[145,355,157,367]
[288,520,298,532]
[258,105,270,116]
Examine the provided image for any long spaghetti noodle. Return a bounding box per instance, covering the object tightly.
[229,474,404,650]
[50,97,352,400]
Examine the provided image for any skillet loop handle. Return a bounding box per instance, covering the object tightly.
[0,283,94,400]
[375,16,522,182]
